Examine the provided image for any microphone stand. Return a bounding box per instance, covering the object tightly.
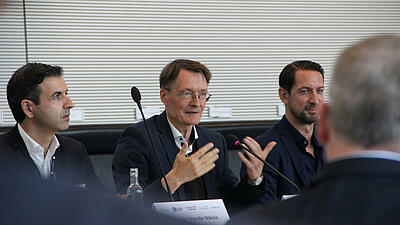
[133,87,174,202]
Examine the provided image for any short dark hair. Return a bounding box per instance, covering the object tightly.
[279,60,324,94]
[7,63,64,123]
[159,59,212,89]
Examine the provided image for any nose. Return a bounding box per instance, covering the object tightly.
[190,94,201,106]
[309,90,318,103]
[64,95,75,109]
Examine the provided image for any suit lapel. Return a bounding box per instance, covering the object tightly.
[278,122,309,187]
[8,125,41,178]
[157,112,179,168]
[156,112,185,199]
[195,127,218,199]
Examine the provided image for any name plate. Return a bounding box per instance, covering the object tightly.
[152,199,230,224]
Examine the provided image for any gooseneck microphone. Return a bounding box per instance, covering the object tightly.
[131,87,174,202]
[227,134,300,192]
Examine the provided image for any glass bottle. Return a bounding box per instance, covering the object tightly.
[126,168,143,206]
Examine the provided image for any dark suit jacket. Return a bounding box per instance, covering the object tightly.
[241,115,324,204]
[112,111,265,212]
[232,157,400,225]
[0,125,104,192]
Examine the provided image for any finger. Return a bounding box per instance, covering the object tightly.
[242,137,263,162]
[243,136,262,154]
[238,151,255,169]
[194,162,216,178]
[191,142,214,159]
[177,142,189,157]
[241,144,259,162]
[198,148,219,162]
[261,141,276,159]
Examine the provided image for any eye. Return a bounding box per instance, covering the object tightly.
[183,91,193,99]
[317,88,324,94]
[53,93,61,99]
[198,92,207,99]
[299,89,309,94]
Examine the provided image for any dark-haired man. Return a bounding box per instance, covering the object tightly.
[113,59,275,213]
[0,63,103,192]
[241,60,325,204]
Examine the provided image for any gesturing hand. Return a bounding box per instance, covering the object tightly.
[162,142,219,193]
[238,137,276,181]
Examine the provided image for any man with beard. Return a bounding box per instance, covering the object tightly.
[0,63,103,192]
[241,60,325,205]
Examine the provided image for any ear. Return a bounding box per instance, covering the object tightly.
[278,87,290,104]
[21,99,35,119]
[317,103,330,145]
[160,89,168,105]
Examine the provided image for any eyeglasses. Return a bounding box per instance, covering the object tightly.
[164,88,212,102]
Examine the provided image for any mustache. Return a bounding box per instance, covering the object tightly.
[61,110,70,117]
[304,103,317,110]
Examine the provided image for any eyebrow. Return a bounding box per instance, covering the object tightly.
[181,88,208,92]
[298,85,324,89]
[49,89,68,98]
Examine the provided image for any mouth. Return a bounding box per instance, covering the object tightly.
[305,108,319,115]
[185,111,200,114]
[62,114,70,120]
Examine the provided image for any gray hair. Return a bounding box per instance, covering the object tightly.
[330,35,400,147]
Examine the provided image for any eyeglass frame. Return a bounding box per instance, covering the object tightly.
[163,88,212,102]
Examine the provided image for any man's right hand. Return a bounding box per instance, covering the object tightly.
[161,142,219,193]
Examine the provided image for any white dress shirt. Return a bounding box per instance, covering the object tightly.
[167,119,198,156]
[18,124,60,179]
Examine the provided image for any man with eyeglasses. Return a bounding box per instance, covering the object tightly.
[112,59,275,213]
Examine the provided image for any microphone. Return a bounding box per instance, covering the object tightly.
[131,86,142,107]
[227,134,300,192]
[131,87,174,202]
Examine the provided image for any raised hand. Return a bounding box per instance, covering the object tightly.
[238,137,276,182]
[162,142,219,193]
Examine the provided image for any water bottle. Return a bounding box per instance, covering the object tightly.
[126,168,143,206]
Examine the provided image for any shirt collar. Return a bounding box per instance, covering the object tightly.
[331,150,400,163]
[167,119,198,153]
[17,123,60,155]
[282,115,322,150]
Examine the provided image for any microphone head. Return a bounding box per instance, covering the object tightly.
[131,86,141,104]
[226,134,241,150]
[234,140,240,147]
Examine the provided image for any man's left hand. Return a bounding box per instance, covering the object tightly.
[238,137,276,181]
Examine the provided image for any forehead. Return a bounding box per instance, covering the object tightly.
[293,70,323,88]
[39,76,67,94]
[172,69,208,90]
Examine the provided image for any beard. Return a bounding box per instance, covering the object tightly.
[289,103,318,125]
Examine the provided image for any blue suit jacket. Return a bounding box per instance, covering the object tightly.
[241,115,324,205]
[112,111,265,211]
